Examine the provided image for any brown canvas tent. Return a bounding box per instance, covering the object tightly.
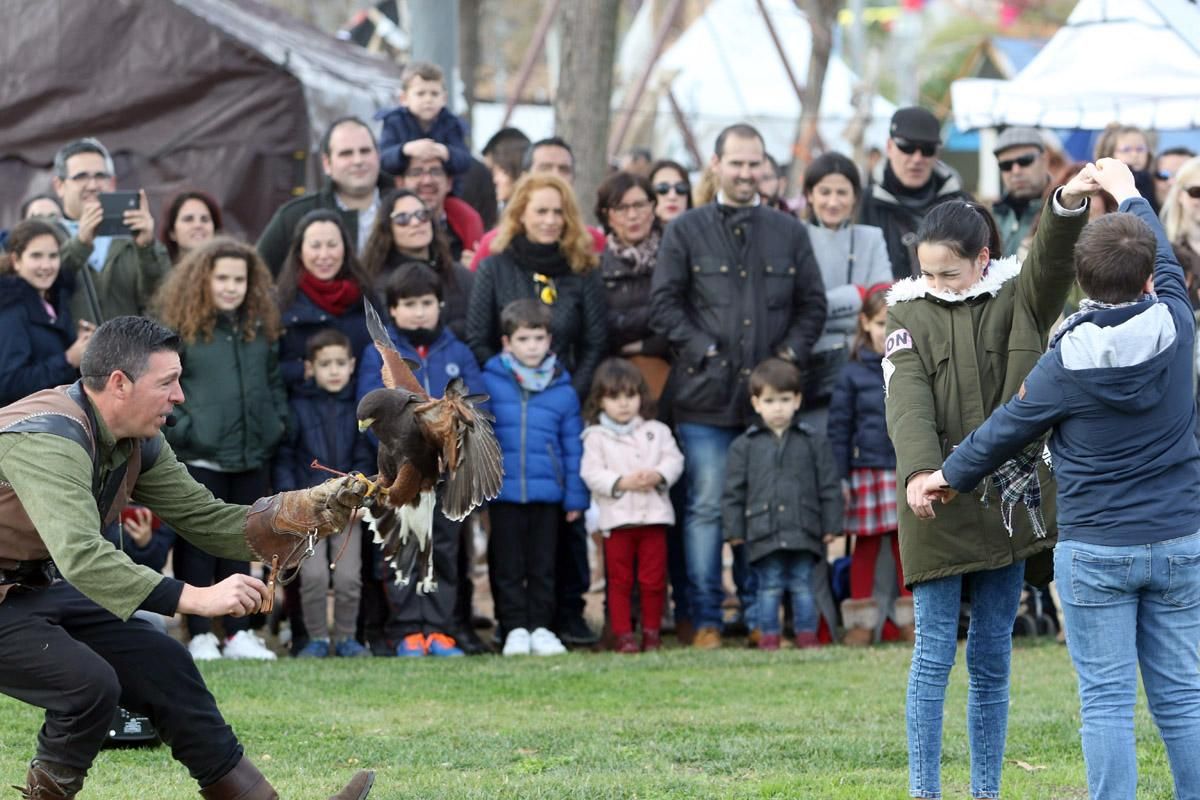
[0,0,403,240]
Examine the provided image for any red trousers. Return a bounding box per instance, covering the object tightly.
[849,531,910,641]
[604,525,667,636]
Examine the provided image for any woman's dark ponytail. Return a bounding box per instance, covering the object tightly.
[917,200,1002,261]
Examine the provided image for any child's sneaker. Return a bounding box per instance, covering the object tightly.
[223,630,277,660]
[335,638,371,658]
[615,633,640,654]
[296,638,331,658]
[395,633,427,657]
[188,632,222,661]
[502,627,531,656]
[530,627,567,656]
[642,629,662,652]
[758,633,782,651]
[794,631,821,649]
[425,633,465,657]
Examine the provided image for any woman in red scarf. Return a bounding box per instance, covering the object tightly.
[275,210,376,390]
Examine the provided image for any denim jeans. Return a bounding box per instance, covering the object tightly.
[753,551,817,635]
[675,423,756,630]
[907,560,1025,799]
[1056,531,1200,800]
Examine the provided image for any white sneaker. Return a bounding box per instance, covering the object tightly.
[530,627,567,656]
[223,630,277,661]
[502,627,531,656]
[188,632,222,661]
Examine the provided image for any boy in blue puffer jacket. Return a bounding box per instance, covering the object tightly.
[357,262,487,657]
[482,299,589,657]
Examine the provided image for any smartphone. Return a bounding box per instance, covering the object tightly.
[96,191,139,237]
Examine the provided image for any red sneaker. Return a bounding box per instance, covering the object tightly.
[758,633,782,651]
[642,629,662,652]
[616,633,640,654]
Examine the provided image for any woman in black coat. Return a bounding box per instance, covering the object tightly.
[466,173,607,397]
[0,220,89,405]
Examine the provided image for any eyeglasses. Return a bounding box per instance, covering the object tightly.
[1156,170,1174,182]
[67,171,112,183]
[532,272,557,305]
[1185,186,1200,199]
[610,200,652,215]
[893,138,937,158]
[1116,145,1148,155]
[998,153,1038,172]
[404,167,446,180]
[391,208,431,226]
[653,182,689,196]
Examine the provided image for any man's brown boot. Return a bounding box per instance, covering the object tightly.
[14,760,85,799]
[199,757,374,800]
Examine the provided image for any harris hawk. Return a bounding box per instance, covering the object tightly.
[356,299,503,592]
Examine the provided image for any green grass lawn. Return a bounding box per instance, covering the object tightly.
[0,640,1178,799]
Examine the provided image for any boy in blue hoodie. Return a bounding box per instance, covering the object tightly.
[357,262,485,657]
[481,299,589,657]
[919,158,1200,799]
[377,62,471,188]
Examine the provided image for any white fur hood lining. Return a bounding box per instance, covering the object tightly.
[887,255,1022,306]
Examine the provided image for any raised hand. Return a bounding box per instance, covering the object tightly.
[1088,158,1140,204]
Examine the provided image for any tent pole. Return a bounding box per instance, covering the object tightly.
[754,0,805,104]
[501,0,561,129]
[666,87,703,168]
[607,0,685,161]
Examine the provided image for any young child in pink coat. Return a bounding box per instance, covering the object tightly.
[580,358,685,653]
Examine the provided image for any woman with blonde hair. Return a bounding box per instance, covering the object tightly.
[153,237,287,661]
[1160,155,1200,304]
[466,172,607,397]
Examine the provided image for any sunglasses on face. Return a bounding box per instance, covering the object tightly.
[1185,186,1200,199]
[1156,171,1173,182]
[653,182,689,196]
[998,153,1039,172]
[391,208,431,226]
[893,139,937,158]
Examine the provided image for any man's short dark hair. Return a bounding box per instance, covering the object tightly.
[1074,213,1157,304]
[500,298,552,336]
[80,317,182,391]
[749,357,803,398]
[1156,146,1197,170]
[521,137,574,172]
[53,138,114,179]
[385,261,443,307]
[482,127,531,157]
[305,328,352,361]
[714,124,764,158]
[319,116,377,157]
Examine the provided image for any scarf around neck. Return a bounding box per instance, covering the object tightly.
[599,412,640,436]
[606,229,660,276]
[299,269,362,317]
[500,351,558,392]
[509,234,570,277]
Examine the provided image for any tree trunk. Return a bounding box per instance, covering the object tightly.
[788,0,839,186]
[554,0,620,226]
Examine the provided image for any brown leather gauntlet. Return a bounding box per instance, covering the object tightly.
[243,476,369,568]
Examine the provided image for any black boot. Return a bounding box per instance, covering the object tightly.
[14,759,85,799]
[199,757,374,800]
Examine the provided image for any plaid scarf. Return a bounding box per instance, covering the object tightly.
[982,442,1048,539]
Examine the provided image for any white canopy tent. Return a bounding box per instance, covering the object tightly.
[951,0,1200,131]
[616,0,896,167]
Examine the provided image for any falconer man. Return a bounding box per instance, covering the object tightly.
[0,316,375,799]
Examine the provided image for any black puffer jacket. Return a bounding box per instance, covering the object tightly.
[649,203,827,427]
[467,247,608,397]
[0,273,78,406]
[598,231,669,358]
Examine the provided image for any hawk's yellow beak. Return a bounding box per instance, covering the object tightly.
[357,417,375,432]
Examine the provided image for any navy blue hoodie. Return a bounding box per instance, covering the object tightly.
[943,197,1200,546]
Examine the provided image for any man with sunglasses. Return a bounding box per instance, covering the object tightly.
[992,127,1051,257]
[51,138,171,326]
[398,153,484,265]
[859,106,971,279]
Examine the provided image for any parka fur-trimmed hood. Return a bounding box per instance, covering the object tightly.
[886,255,1022,306]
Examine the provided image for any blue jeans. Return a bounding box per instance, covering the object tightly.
[753,551,817,635]
[907,561,1025,799]
[676,423,756,630]
[1056,532,1200,800]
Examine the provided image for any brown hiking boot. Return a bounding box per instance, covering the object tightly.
[840,598,880,647]
[200,757,374,800]
[14,760,84,799]
[692,626,721,650]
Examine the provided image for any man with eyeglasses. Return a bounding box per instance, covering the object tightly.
[859,106,971,279]
[991,127,1051,257]
[398,154,484,266]
[51,138,171,326]
[256,117,388,275]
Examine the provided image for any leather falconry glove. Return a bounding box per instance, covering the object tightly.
[243,475,370,571]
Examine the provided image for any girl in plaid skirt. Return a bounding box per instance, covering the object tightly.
[827,289,911,645]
